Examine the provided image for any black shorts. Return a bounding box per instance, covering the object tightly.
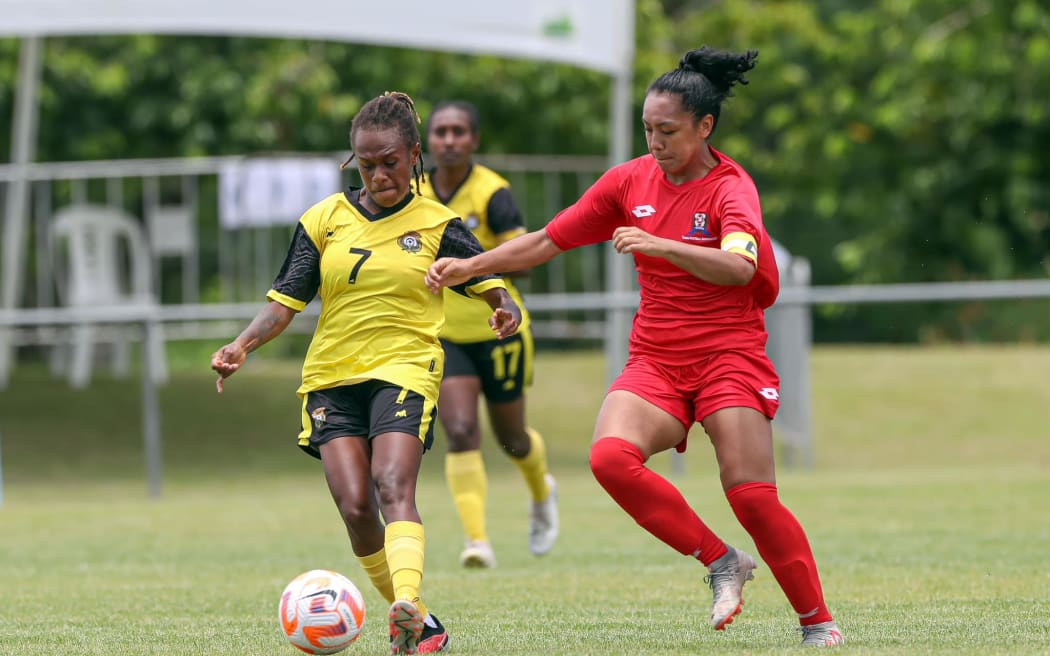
[298,380,437,459]
[440,329,534,404]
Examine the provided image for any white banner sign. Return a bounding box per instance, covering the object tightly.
[219,158,341,229]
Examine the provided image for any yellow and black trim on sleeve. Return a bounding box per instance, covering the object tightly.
[268,223,321,307]
[463,277,508,300]
[266,289,307,312]
[496,226,528,245]
[439,218,506,297]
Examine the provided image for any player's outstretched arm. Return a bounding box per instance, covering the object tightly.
[426,230,562,293]
[210,300,296,392]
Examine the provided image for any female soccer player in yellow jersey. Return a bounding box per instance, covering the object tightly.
[417,101,558,569]
[210,92,521,656]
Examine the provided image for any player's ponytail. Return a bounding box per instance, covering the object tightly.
[382,91,423,127]
[678,47,757,95]
[648,46,758,135]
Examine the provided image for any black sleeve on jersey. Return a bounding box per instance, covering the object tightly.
[486,187,526,235]
[271,223,321,303]
[438,218,502,298]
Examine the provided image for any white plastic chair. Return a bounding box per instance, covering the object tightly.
[49,204,168,388]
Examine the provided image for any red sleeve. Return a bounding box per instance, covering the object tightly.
[716,175,764,239]
[544,165,629,250]
[717,176,780,308]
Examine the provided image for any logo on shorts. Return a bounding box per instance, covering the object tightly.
[397,231,423,253]
[759,387,780,401]
[311,407,327,428]
[394,409,408,418]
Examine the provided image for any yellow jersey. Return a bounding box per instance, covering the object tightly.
[418,164,531,343]
[267,188,507,400]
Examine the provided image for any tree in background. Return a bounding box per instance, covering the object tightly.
[645,0,1050,340]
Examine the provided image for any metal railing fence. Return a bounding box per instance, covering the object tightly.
[1,152,610,345]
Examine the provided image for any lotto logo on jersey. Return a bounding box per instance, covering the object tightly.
[631,204,656,218]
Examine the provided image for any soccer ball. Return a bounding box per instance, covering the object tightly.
[278,569,366,654]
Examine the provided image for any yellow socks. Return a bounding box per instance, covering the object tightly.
[355,548,394,604]
[446,430,551,547]
[512,428,552,502]
[385,521,429,617]
[446,450,488,542]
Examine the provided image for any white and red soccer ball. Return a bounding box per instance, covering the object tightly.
[278,569,366,654]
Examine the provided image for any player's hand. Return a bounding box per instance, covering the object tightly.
[489,305,521,340]
[426,257,474,293]
[613,226,664,257]
[210,341,249,393]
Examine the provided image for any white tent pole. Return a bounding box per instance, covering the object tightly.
[0,36,44,387]
[603,1,635,386]
[603,69,634,385]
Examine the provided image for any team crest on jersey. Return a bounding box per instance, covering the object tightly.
[683,212,716,241]
[397,231,423,253]
[465,214,481,230]
[311,407,327,428]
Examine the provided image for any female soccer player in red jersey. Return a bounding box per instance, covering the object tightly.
[425,47,845,647]
[212,91,521,655]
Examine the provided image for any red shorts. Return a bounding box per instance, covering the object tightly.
[608,349,780,452]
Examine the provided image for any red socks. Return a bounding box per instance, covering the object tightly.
[589,438,833,626]
[726,482,832,625]
[589,437,728,565]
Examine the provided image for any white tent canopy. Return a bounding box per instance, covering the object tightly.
[0,0,634,76]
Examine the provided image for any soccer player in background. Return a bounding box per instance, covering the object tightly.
[417,101,558,569]
[210,91,522,655]
[425,47,845,647]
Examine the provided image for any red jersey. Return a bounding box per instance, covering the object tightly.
[545,149,778,364]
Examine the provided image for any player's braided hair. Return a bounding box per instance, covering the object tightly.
[343,91,426,193]
[647,46,758,135]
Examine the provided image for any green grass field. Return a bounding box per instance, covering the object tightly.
[1,346,1048,655]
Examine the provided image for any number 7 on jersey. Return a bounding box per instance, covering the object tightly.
[347,248,372,284]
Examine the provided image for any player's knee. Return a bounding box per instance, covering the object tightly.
[336,496,377,530]
[589,437,643,487]
[495,430,531,458]
[442,418,480,450]
[371,469,418,518]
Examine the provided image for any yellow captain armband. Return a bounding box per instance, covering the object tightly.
[721,231,759,264]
